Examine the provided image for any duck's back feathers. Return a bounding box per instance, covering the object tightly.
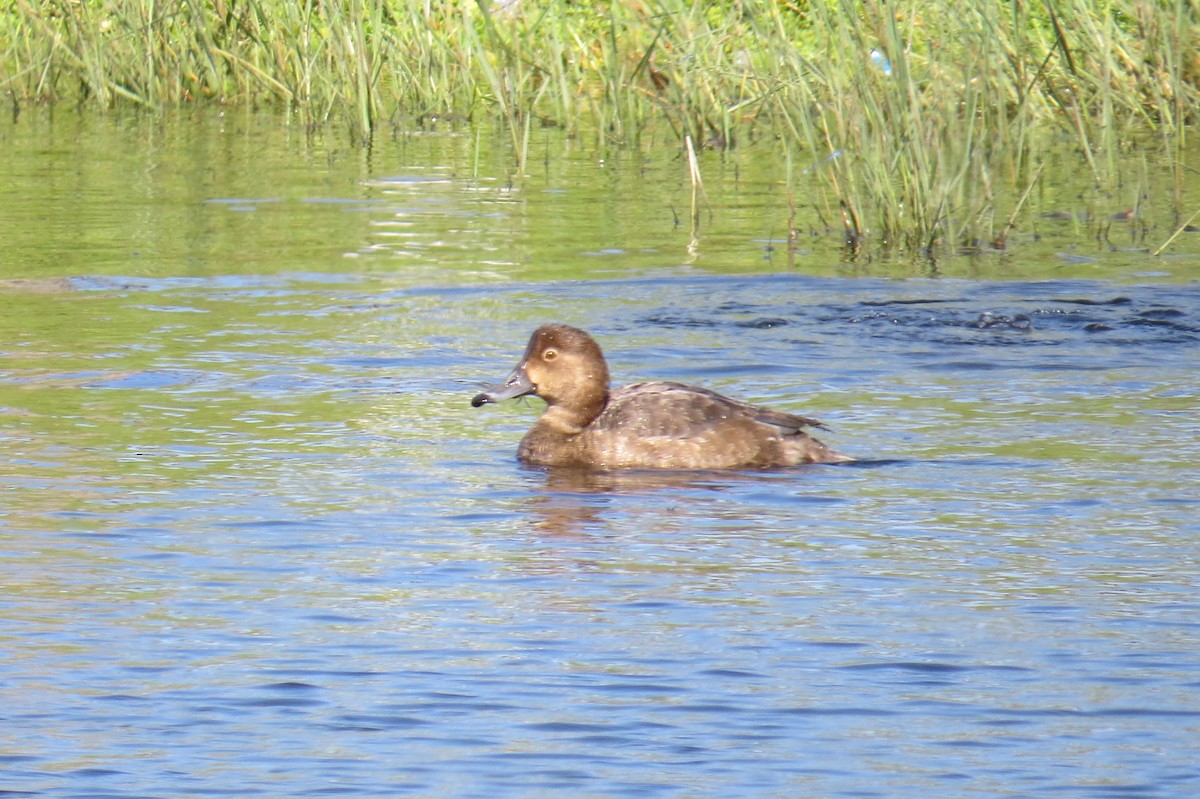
[571,382,846,469]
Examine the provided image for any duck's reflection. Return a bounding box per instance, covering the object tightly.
[521,466,705,536]
[522,464,827,537]
[517,457,890,536]
[538,465,741,494]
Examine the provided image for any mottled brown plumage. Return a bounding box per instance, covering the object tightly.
[471,324,851,469]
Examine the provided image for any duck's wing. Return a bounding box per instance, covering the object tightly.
[604,382,828,436]
[691,384,830,433]
[590,382,848,468]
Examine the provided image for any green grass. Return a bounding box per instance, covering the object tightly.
[3,0,1197,260]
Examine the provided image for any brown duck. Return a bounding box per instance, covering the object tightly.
[472,324,852,469]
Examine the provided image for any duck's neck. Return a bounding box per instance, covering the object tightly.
[547,388,607,430]
[517,395,608,466]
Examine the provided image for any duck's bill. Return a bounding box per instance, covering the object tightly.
[471,365,535,407]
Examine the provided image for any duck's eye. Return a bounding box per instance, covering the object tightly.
[542,348,559,362]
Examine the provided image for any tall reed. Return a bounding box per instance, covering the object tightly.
[3,0,1196,258]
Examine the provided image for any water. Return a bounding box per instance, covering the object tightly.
[2,110,1199,798]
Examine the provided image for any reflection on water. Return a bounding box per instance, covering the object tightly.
[2,112,1199,798]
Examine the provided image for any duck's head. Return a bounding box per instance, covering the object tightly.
[471,323,611,411]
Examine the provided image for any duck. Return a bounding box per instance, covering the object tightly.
[471,323,852,469]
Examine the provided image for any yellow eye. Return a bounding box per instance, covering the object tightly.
[543,348,559,361]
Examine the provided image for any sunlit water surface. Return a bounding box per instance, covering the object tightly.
[2,111,1199,798]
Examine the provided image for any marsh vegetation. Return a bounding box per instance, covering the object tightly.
[4,0,1198,259]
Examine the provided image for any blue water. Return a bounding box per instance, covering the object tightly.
[2,112,1200,798]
